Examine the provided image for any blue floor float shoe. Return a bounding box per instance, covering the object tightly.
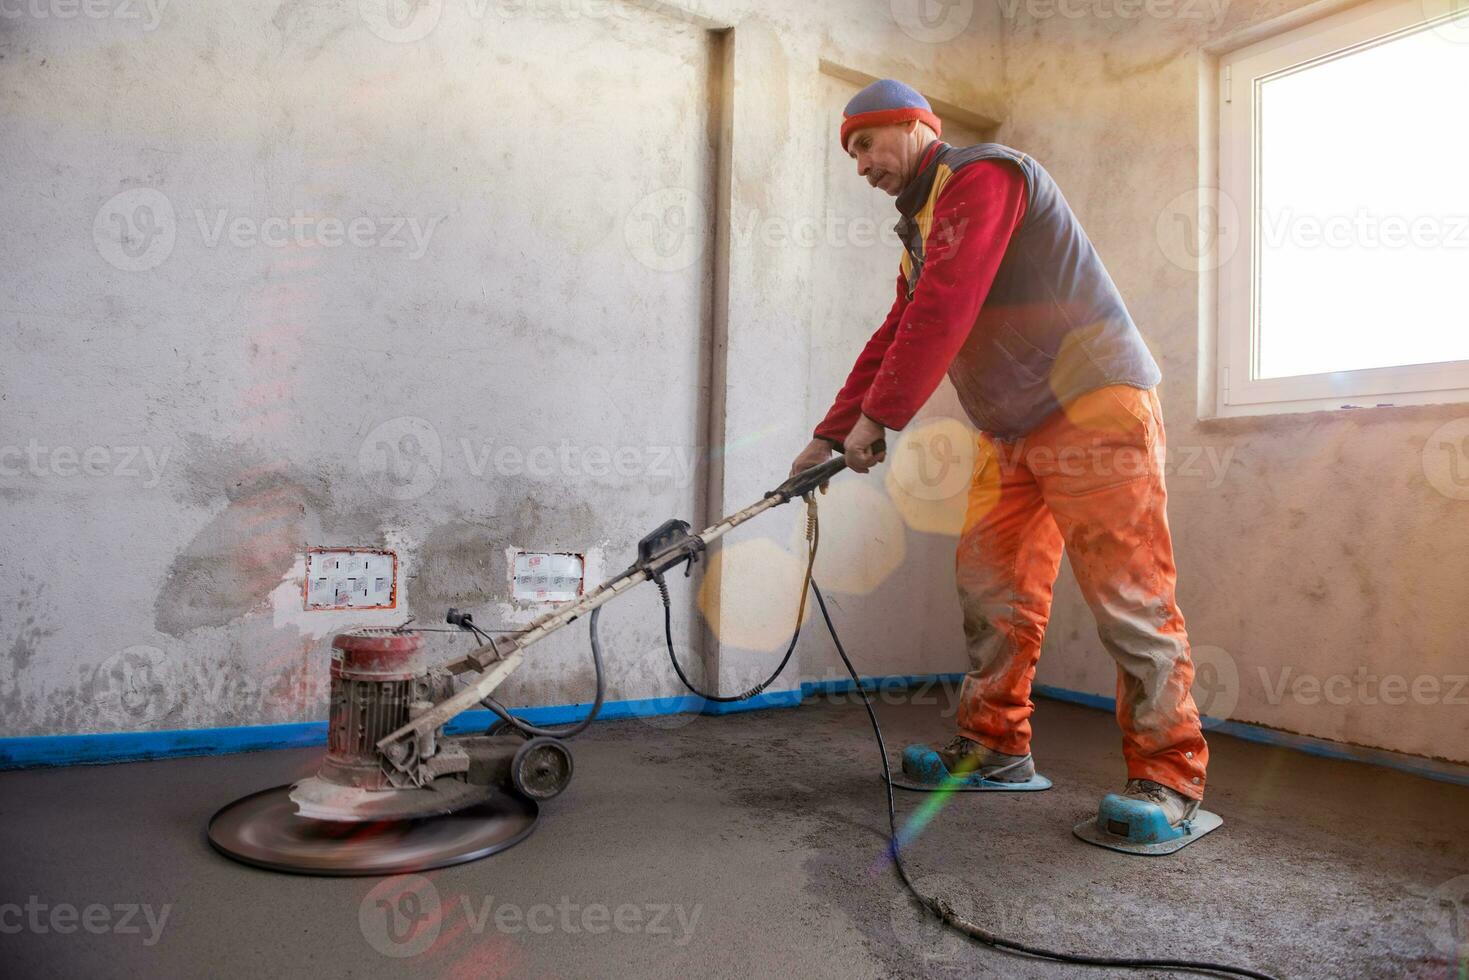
[892,736,1052,792]
[1073,779,1223,855]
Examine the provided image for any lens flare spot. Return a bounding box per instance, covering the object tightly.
[786,479,905,596]
[697,536,813,652]
[884,415,976,536]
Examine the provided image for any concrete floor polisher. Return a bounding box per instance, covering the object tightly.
[207,627,552,876]
[207,447,863,876]
[206,441,1276,978]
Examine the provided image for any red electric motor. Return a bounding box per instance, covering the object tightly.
[318,628,451,792]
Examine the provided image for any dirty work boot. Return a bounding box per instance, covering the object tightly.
[1120,778,1200,828]
[936,735,1035,783]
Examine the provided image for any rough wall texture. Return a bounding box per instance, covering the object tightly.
[988,0,1469,762]
[0,0,1005,737]
[10,0,1452,767]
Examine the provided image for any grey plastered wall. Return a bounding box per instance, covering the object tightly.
[0,0,1005,738]
[985,0,1469,762]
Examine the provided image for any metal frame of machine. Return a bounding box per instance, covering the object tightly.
[208,451,854,874]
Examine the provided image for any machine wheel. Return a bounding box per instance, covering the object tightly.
[511,737,574,800]
[486,719,530,739]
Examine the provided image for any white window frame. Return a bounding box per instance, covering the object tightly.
[1214,0,1469,418]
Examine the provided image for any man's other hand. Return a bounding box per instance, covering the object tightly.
[844,415,887,474]
[789,438,836,492]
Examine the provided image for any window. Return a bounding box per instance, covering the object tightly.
[1215,0,1469,416]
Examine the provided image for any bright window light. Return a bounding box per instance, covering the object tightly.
[1255,27,1469,380]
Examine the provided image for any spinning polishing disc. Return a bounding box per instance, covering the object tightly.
[208,785,539,876]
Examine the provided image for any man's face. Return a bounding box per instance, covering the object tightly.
[847,122,918,197]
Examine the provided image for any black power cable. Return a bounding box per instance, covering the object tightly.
[659,500,1278,980]
[476,607,607,740]
[439,492,1277,977]
[654,503,818,703]
[447,504,820,736]
[808,578,1277,980]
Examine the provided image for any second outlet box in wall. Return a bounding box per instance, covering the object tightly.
[512,552,585,603]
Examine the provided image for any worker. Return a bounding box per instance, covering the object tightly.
[789,79,1209,832]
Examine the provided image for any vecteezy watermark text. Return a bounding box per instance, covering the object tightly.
[359,0,713,44]
[1157,188,1469,273]
[0,0,169,29]
[194,210,442,258]
[0,441,169,487]
[458,439,695,484]
[623,187,973,272]
[1187,645,1469,725]
[91,645,331,726]
[1259,209,1469,250]
[0,898,171,945]
[891,0,976,43]
[1258,666,1468,707]
[93,189,445,271]
[358,415,699,501]
[978,437,1236,489]
[995,0,1229,24]
[358,876,702,958]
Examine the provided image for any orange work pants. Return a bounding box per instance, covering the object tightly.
[954,384,1208,799]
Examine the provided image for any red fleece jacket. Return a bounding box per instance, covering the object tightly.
[814,157,1028,448]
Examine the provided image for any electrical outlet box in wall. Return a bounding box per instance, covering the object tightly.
[512,552,585,603]
[304,548,397,610]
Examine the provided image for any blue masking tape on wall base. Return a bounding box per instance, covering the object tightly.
[3,676,1466,789]
[0,722,330,769]
[0,688,810,769]
[1032,683,1469,788]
